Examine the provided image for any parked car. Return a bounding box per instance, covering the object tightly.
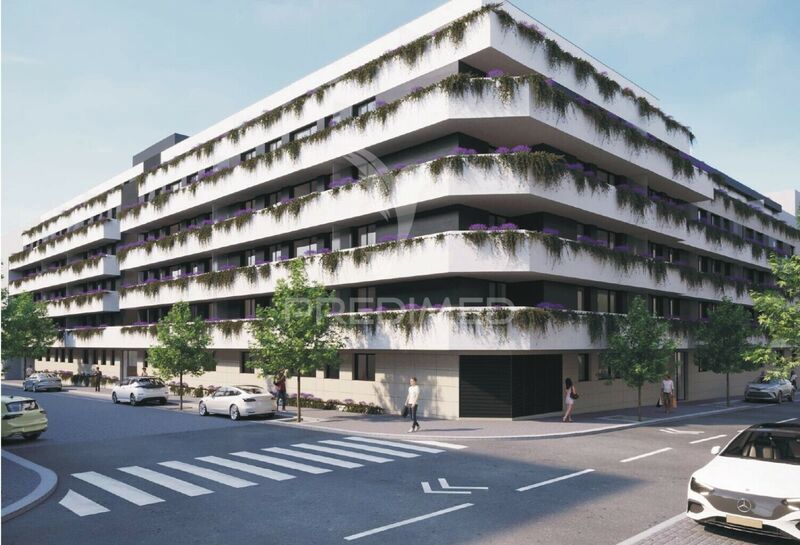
[198,385,276,420]
[23,372,63,392]
[686,423,800,541]
[1,395,48,440]
[112,377,169,406]
[744,378,795,403]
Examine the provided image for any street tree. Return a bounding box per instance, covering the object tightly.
[148,301,214,410]
[1,290,59,375]
[602,296,677,421]
[248,260,342,422]
[694,298,754,406]
[746,254,800,379]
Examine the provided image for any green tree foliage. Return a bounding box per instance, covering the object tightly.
[1,290,58,372]
[602,296,677,421]
[248,261,343,422]
[149,301,214,410]
[695,298,755,406]
[747,255,800,379]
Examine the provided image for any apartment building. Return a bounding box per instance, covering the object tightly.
[8,0,798,418]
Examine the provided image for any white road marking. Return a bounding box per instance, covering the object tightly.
[620,448,672,463]
[320,440,419,458]
[230,451,331,474]
[292,443,392,463]
[659,428,703,435]
[344,436,444,453]
[615,513,684,545]
[196,456,294,481]
[265,447,363,469]
[158,461,257,488]
[516,469,595,492]
[72,471,164,506]
[344,503,474,541]
[776,417,797,423]
[409,440,468,450]
[421,481,471,494]
[59,490,109,517]
[117,466,212,497]
[689,434,727,445]
[438,478,488,490]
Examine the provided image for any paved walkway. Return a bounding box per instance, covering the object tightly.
[3,381,779,439]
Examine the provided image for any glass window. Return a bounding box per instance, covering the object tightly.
[325,364,340,379]
[355,287,376,311]
[240,352,254,374]
[578,354,591,382]
[357,225,376,247]
[721,429,800,465]
[596,290,610,313]
[290,123,317,141]
[293,182,312,198]
[576,288,585,311]
[241,148,256,162]
[267,138,282,152]
[353,98,376,117]
[353,354,375,381]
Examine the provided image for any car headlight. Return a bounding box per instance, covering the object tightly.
[690,477,715,496]
[783,498,800,511]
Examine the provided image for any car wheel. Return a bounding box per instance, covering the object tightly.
[230,405,240,421]
[112,392,119,404]
[22,432,42,440]
[199,402,208,416]
[130,394,137,406]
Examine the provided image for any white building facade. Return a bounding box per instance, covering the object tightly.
[8,0,798,418]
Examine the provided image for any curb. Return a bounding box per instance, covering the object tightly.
[615,513,685,545]
[262,402,774,440]
[1,450,58,522]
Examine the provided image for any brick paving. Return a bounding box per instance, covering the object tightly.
[635,517,789,545]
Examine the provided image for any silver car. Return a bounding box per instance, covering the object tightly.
[744,378,795,403]
[23,373,63,392]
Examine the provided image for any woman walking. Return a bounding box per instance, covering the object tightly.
[406,377,421,433]
[563,378,577,422]
[274,370,287,412]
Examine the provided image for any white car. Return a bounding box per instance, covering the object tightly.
[111,377,169,406]
[198,385,275,420]
[23,373,62,392]
[687,423,800,541]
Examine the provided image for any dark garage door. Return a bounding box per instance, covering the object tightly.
[459,355,563,418]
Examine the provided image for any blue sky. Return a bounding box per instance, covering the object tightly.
[2,0,799,255]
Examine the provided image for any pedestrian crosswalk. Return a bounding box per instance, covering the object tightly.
[59,437,468,517]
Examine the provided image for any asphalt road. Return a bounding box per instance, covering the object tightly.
[2,385,798,545]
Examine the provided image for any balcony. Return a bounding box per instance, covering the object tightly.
[119,230,752,311]
[45,291,119,318]
[8,255,119,296]
[119,154,764,273]
[10,219,121,271]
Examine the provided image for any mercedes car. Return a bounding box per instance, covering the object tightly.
[111,377,169,406]
[686,423,800,541]
[198,385,276,420]
[744,378,796,403]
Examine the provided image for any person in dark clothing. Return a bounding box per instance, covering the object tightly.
[274,371,287,411]
[94,366,103,392]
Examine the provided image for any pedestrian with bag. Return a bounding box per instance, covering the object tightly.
[274,370,287,412]
[563,377,578,422]
[661,374,674,414]
[405,377,421,433]
[94,366,103,392]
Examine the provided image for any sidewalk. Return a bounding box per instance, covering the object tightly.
[268,397,774,439]
[1,381,775,439]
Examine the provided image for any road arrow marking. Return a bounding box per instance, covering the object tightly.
[421,481,472,494]
[659,428,704,435]
[437,478,488,490]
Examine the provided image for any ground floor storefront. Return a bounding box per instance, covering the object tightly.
[33,349,761,419]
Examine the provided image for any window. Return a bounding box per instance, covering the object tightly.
[241,148,256,162]
[355,287,376,311]
[324,364,340,379]
[290,123,318,141]
[101,350,107,365]
[293,181,312,198]
[576,288,585,311]
[578,354,591,382]
[596,289,612,313]
[240,352,254,374]
[267,138,282,152]
[110,350,115,366]
[488,282,507,304]
[45,350,51,362]
[353,354,375,381]
[357,225,376,247]
[353,98,376,117]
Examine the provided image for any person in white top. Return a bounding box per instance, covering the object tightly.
[405,377,421,433]
[661,374,675,414]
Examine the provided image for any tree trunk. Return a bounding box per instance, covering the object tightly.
[637,386,642,422]
[726,372,730,407]
[179,370,183,411]
[296,374,302,423]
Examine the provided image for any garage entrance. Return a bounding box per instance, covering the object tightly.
[459,355,563,418]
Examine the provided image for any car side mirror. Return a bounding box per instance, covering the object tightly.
[710,446,721,455]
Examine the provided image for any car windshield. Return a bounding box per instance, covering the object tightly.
[721,429,800,465]
[6,400,39,413]
[236,386,265,394]
[136,378,165,387]
[757,378,780,385]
